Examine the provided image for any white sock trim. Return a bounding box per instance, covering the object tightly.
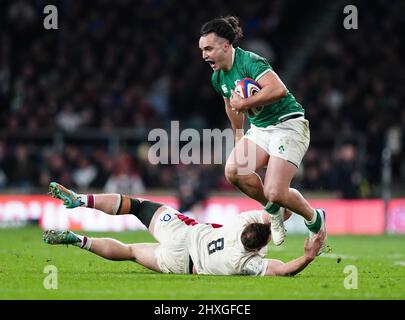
[306,209,318,225]
[82,236,92,250]
[74,235,92,250]
[78,195,88,207]
[264,201,273,210]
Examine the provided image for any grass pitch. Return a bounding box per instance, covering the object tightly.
[1,225,404,300]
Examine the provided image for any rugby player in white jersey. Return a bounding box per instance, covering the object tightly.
[44,182,325,276]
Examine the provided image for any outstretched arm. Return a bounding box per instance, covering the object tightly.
[263,231,326,276]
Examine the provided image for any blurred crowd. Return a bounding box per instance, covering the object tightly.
[0,0,404,199]
[293,0,405,197]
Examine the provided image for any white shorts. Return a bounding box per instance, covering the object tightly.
[153,207,196,274]
[244,116,310,167]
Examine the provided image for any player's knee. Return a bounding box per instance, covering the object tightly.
[224,163,240,184]
[266,187,286,205]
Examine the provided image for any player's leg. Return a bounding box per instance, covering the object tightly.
[225,138,288,245]
[90,240,160,272]
[264,156,314,220]
[260,117,322,227]
[49,181,137,215]
[263,117,326,252]
[263,156,326,253]
[225,137,269,205]
[43,230,161,272]
[49,181,163,230]
[49,181,178,238]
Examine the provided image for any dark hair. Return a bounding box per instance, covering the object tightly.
[241,223,271,251]
[200,15,243,45]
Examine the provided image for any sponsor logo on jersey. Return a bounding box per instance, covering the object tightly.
[160,213,172,222]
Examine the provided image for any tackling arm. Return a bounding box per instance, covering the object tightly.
[263,231,326,276]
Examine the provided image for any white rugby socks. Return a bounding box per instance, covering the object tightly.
[72,234,93,250]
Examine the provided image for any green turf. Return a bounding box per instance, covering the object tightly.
[1,225,404,299]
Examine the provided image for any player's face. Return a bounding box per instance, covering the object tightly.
[199,33,230,71]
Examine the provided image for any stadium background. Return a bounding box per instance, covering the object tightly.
[0,0,404,233]
[1,0,405,302]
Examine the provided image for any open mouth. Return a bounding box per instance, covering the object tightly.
[206,60,216,68]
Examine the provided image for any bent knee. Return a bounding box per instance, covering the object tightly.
[265,188,287,205]
[224,163,240,184]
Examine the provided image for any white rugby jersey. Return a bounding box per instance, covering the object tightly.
[187,210,269,276]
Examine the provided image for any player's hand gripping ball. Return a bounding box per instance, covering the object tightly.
[233,78,264,116]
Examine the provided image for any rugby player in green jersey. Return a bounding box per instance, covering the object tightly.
[199,16,326,250]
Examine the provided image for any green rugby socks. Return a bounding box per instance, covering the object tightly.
[305,209,322,233]
[264,202,281,214]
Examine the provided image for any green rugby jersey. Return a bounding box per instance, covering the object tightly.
[211,47,304,127]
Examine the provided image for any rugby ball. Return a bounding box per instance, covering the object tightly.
[234,78,264,116]
[234,78,261,98]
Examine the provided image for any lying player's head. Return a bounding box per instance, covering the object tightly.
[199,15,243,71]
[241,223,271,252]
